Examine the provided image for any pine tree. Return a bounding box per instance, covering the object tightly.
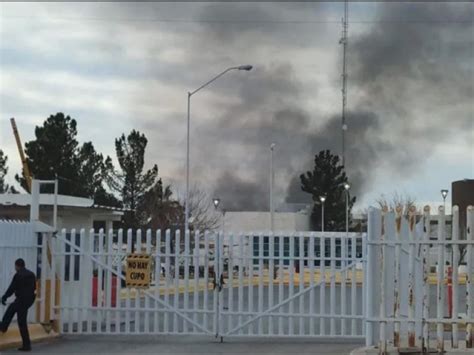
[300,150,356,231]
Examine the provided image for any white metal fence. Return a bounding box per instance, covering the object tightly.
[3,206,472,350]
[366,205,474,352]
[0,220,40,323]
[50,229,366,339]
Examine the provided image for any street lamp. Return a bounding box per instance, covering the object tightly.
[344,183,350,235]
[270,143,276,232]
[319,195,326,232]
[441,189,448,211]
[213,198,221,210]
[185,65,253,232]
[213,198,226,231]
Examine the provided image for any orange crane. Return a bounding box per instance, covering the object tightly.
[10,117,32,193]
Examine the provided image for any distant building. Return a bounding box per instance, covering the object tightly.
[0,193,124,231]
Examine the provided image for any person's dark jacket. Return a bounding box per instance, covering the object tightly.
[2,268,36,305]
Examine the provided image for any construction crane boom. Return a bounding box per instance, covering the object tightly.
[10,117,32,193]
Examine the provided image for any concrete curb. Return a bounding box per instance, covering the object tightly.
[0,323,58,350]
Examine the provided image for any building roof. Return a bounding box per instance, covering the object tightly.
[0,193,126,212]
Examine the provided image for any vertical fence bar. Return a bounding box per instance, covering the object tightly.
[116,229,123,334]
[258,233,264,335]
[49,233,57,331]
[97,229,104,334]
[173,230,180,333]
[278,234,284,335]
[437,206,446,352]
[154,230,161,333]
[379,209,387,353]
[289,233,295,336]
[203,231,209,332]
[362,234,366,337]
[466,206,473,348]
[40,232,48,325]
[213,232,219,336]
[351,234,357,336]
[69,229,77,333]
[228,232,235,334]
[320,234,326,336]
[193,230,200,333]
[309,233,315,335]
[422,207,431,351]
[299,234,305,335]
[78,229,86,334]
[135,230,142,334]
[125,230,132,334]
[217,231,224,339]
[105,229,113,334]
[268,232,274,335]
[144,229,152,333]
[87,229,95,333]
[366,208,380,346]
[452,206,460,348]
[183,229,190,334]
[330,235,336,336]
[393,206,403,348]
[247,234,254,335]
[164,230,171,333]
[59,229,67,333]
[408,206,417,348]
[237,233,244,335]
[341,233,347,336]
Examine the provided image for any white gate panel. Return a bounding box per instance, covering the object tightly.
[219,232,366,339]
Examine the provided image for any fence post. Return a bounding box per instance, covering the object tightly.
[366,207,380,346]
[378,207,388,353]
[467,206,473,348]
[421,206,431,352]
[436,206,446,353]
[407,206,417,348]
[452,206,460,348]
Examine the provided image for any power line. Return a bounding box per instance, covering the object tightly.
[1,15,471,25]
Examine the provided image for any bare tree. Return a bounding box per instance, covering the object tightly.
[376,192,417,218]
[182,186,220,232]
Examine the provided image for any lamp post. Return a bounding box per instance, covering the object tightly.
[441,189,448,212]
[344,183,350,235]
[185,65,253,232]
[270,143,276,232]
[319,195,326,232]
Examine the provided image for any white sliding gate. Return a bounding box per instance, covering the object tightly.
[49,229,366,339]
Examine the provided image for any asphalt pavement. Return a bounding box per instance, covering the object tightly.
[0,335,364,354]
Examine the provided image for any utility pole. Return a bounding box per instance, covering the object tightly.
[340,0,349,167]
[270,143,276,232]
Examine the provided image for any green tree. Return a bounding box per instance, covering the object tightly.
[300,150,356,231]
[0,149,13,193]
[16,113,119,205]
[114,130,158,229]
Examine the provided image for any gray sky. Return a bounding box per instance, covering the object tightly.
[0,2,473,211]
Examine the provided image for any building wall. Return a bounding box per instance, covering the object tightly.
[0,206,121,231]
[223,211,311,233]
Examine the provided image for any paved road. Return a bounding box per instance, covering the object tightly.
[2,335,364,354]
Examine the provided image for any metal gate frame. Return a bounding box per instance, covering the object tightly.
[49,229,366,340]
[217,232,366,339]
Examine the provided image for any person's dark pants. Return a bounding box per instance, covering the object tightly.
[0,297,35,349]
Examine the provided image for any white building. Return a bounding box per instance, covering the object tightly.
[0,193,124,231]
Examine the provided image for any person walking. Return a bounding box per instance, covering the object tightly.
[0,258,36,352]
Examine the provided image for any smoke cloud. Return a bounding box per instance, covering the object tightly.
[197,2,473,211]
